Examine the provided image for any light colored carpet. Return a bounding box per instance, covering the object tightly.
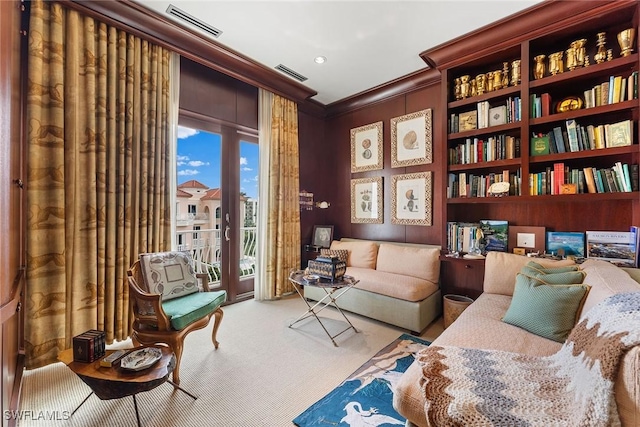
[19,295,443,427]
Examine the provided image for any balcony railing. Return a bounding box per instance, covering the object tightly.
[175,227,256,284]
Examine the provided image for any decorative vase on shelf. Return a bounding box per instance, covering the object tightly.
[510,59,521,86]
[549,51,564,75]
[594,32,607,64]
[566,46,577,71]
[533,54,546,79]
[617,28,635,57]
[502,62,510,88]
[573,38,587,67]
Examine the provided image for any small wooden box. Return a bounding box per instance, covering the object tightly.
[308,256,346,281]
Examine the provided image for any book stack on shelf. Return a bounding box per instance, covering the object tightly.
[448,169,521,198]
[446,220,508,255]
[449,96,521,134]
[583,71,638,108]
[448,134,520,165]
[537,118,632,154]
[529,161,638,195]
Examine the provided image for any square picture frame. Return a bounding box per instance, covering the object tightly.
[391,109,432,168]
[311,225,334,248]
[391,172,432,226]
[350,177,383,224]
[351,121,383,173]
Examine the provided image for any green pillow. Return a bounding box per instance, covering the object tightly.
[502,273,590,342]
[524,261,579,274]
[520,268,586,284]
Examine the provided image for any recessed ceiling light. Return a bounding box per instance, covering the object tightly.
[314,56,327,64]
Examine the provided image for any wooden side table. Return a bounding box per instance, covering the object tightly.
[59,346,195,426]
[439,255,485,299]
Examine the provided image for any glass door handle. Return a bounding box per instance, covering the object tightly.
[225,225,230,241]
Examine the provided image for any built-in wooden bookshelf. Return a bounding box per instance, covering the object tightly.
[423,0,640,243]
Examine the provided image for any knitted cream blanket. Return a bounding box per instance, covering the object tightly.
[417,292,640,426]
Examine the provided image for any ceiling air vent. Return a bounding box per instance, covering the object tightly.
[274,64,308,82]
[166,4,222,38]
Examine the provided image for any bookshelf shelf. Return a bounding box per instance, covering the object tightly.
[435,1,640,250]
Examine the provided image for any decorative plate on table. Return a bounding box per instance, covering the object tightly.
[303,274,320,283]
[120,347,162,371]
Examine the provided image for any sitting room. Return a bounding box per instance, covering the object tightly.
[2,1,640,426]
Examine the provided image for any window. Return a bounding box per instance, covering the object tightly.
[188,204,197,214]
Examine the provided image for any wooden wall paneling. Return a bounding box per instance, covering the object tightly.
[179,56,258,132]
[1,0,26,424]
[298,111,329,246]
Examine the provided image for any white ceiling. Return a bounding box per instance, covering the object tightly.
[135,0,542,105]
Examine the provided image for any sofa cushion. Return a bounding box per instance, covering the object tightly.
[346,267,438,302]
[319,248,348,263]
[579,258,640,318]
[483,252,576,296]
[523,261,580,274]
[330,240,378,269]
[502,274,590,342]
[161,290,226,330]
[139,251,199,300]
[375,244,440,283]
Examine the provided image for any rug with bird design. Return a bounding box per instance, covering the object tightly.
[293,334,430,427]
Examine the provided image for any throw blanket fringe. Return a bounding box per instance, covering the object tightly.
[417,292,640,427]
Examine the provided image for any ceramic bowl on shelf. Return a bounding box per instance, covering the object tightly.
[303,274,320,284]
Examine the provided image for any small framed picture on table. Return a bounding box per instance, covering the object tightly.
[312,225,334,248]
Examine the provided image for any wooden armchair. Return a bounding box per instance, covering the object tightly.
[127,251,226,385]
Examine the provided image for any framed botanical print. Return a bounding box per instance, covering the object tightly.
[350,177,383,224]
[351,121,383,173]
[391,172,432,226]
[391,109,432,167]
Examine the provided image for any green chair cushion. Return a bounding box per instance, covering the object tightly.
[162,290,227,331]
[502,273,590,342]
[523,261,579,274]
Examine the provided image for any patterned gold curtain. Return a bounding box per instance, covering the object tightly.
[264,95,301,298]
[25,0,172,368]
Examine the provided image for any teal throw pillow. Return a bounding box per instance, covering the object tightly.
[524,261,579,274]
[520,268,586,284]
[502,273,590,342]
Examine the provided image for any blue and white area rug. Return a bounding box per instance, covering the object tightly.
[293,333,430,427]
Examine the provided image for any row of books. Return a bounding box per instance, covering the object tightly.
[447,222,640,267]
[448,135,521,165]
[449,96,522,133]
[447,169,522,198]
[446,220,509,254]
[72,329,106,363]
[530,72,638,119]
[531,119,633,156]
[584,71,639,108]
[528,162,638,195]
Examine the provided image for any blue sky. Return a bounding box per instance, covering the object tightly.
[177,125,259,198]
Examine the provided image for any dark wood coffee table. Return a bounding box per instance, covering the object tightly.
[59,346,195,426]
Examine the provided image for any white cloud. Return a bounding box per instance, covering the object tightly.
[188,160,210,167]
[240,157,248,165]
[178,169,200,176]
[177,155,189,166]
[177,126,199,139]
[242,167,253,172]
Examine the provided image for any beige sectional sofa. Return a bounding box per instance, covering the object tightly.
[393,251,640,426]
[303,238,442,334]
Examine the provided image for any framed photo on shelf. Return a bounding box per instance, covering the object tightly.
[391,172,432,226]
[508,226,546,254]
[311,225,334,248]
[391,109,432,167]
[350,177,383,224]
[350,121,383,173]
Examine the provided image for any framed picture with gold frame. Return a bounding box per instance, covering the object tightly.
[391,172,432,226]
[350,121,383,173]
[350,177,383,224]
[391,109,432,168]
